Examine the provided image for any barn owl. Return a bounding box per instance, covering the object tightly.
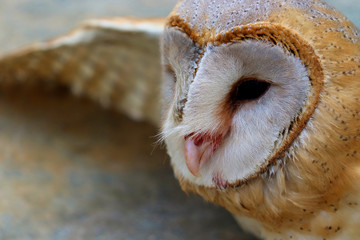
[0,0,359,239]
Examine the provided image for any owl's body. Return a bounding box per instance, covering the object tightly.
[0,0,359,239]
[163,0,360,239]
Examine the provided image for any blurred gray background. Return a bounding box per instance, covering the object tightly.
[0,1,358,240]
[0,0,359,54]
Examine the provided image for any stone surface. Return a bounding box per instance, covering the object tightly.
[0,86,254,240]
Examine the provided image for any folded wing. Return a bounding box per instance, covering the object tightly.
[0,18,165,125]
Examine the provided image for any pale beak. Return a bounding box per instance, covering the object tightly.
[184,132,224,177]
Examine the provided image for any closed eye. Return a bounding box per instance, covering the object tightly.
[165,64,177,83]
[230,78,270,103]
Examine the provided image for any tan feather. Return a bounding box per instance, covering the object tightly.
[0,17,165,125]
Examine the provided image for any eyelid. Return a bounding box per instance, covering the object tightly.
[226,77,271,108]
[239,76,275,86]
[164,64,176,79]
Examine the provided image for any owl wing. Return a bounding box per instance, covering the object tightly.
[0,18,165,125]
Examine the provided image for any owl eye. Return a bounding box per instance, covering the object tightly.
[231,78,270,103]
[165,64,177,83]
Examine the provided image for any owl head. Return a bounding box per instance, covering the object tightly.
[161,0,360,227]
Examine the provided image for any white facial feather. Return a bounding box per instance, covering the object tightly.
[163,40,310,187]
[161,28,200,124]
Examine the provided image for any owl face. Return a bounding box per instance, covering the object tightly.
[160,0,325,188]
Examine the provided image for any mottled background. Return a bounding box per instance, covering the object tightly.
[0,1,358,240]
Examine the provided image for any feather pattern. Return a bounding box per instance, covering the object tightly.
[0,18,165,125]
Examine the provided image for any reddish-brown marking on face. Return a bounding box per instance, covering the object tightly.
[212,173,230,189]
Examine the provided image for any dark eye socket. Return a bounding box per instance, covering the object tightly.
[230,78,270,103]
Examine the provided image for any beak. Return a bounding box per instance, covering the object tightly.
[184,131,226,177]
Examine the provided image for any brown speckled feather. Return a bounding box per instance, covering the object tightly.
[0,18,165,125]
